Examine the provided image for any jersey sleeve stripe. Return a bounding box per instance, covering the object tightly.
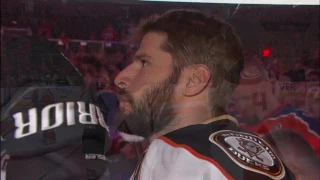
[158,136,234,180]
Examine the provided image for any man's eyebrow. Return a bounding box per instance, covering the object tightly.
[133,53,152,60]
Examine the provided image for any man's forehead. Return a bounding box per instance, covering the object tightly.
[133,53,153,60]
[134,32,172,64]
[138,32,167,51]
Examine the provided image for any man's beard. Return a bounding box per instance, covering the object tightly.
[119,68,181,138]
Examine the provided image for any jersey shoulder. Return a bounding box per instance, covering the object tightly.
[162,120,295,180]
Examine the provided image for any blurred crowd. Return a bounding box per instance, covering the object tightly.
[1,3,320,179]
[2,1,319,147]
[2,5,137,41]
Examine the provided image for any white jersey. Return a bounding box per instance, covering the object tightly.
[130,115,296,180]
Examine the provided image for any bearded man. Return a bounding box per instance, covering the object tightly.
[114,9,296,180]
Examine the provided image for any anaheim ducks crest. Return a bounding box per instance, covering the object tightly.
[209,130,285,179]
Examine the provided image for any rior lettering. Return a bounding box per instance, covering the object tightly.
[14,108,38,138]
[78,102,100,124]
[41,103,64,131]
[13,101,107,139]
[66,102,75,125]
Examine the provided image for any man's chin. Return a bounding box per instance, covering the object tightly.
[122,112,152,139]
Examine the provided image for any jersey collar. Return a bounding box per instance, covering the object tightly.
[201,115,238,125]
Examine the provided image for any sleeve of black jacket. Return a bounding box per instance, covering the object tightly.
[82,91,119,156]
[96,92,119,128]
[1,36,106,180]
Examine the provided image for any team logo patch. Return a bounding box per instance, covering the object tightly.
[209,130,285,179]
[240,66,261,79]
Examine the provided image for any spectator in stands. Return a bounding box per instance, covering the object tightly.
[306,69,320,82]
[127,18,137,36]
[279,73,293,82]
[96,65,111,91]
[37,19,52,38]
[125,47,135,60]
[102,23,118,42]
[282,61,306,82]
[231,60,320,156]
[74,57,85,75]
[109,50,125,70]
[59,31,70,44]
[306,87,320,120]
[74,55,96,89]
[263,130,320,180]
[300,50,319,69]
[263,57,284,79]
[19,13,32,28]
[119,29,128,42]
[72,45,87,67]
[89,32,97,40]
[108,64,121,86]
[305,69,320,90]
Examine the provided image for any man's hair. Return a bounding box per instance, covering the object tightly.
[132,9,244,116]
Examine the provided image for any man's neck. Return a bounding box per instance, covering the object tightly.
[149,102,211,141]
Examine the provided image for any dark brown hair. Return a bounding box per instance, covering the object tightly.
[132,9,244,116]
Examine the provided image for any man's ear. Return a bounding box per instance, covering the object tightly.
[182,65,211,97]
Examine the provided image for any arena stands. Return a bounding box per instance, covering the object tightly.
[1,1,319,180]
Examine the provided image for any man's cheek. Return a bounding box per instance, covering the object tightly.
[128,82,151,95]
[137,72,156,84]
[131,91,143,104]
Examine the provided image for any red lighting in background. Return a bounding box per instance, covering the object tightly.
[262,48,271,57]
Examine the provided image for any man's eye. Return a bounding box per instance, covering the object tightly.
[140,59,148,67]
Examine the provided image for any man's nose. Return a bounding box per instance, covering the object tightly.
[114,65,135,91]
